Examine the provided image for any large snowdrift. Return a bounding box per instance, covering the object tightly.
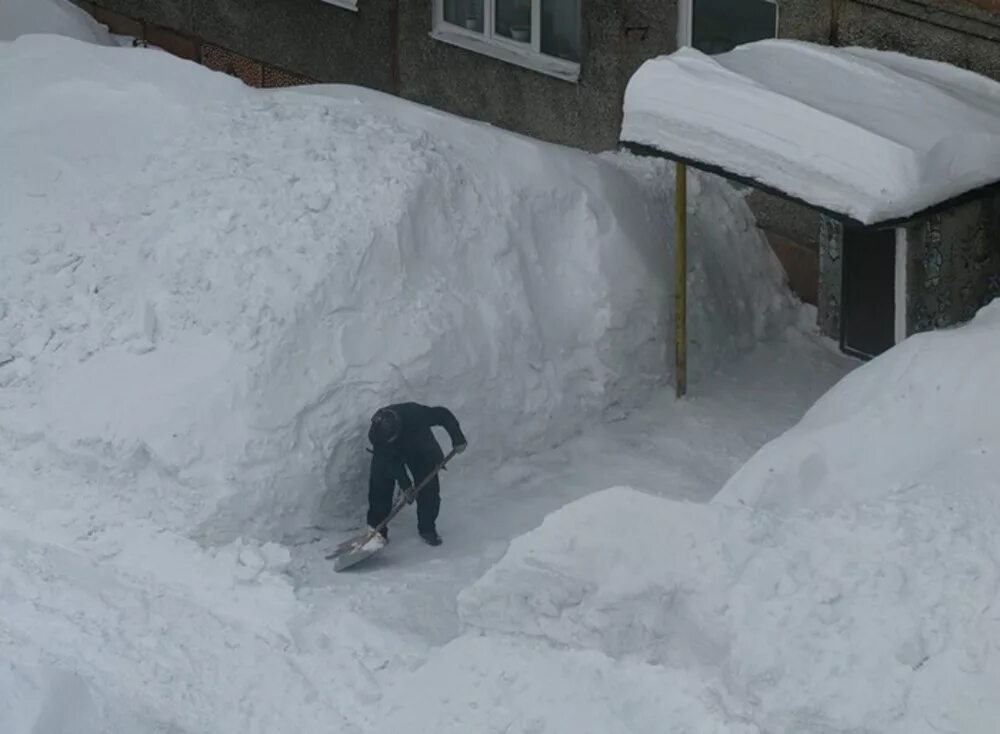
[0,658,164,734]
[0,35,792,543]
[435,481,1000,733]
[398,302,1000,733]
[714,299,1000,513]
[0,507,424,734]
[0,0,114,45]
[620,40,1000,225]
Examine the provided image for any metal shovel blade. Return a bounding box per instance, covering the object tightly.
[330,531,386,572]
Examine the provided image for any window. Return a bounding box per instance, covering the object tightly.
[433,0,582,81]
[678,0,778,55]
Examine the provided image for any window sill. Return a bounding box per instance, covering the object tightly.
[318,0,358,11]
[430,27,580,83]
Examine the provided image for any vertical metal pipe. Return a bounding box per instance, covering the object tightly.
[674,163,688,398]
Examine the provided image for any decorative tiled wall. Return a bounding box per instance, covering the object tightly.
[906,193,1000,334]
[817,215,843,340]
[817,193,1000,346]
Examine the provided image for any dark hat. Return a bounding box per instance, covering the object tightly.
[368,407,401,446]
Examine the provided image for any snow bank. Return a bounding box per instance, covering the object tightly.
[0,0,114,45]
[0,35,792,543]
[438,303,1000,733]
[0,509,425,734]
[446,484,1000,733]
[373,634,755,734]
[714,299,1000,513]
[1,662,113,734]
[621,40,1000,224]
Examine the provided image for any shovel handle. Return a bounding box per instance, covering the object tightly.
[330,447,460,559]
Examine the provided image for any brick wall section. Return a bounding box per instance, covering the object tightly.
[74,3,314,89]
[201,43,264,86]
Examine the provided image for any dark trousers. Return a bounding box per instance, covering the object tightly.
[366,452,441,535]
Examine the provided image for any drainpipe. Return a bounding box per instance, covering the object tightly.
[674,163,688,398]
[830,0,842,45]
[389,0,400,93]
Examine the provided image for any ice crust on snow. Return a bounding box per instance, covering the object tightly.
[0,0,115,45]
[0,35,792,544]
[621,40,1000,225]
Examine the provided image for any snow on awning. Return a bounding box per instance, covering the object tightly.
[619,40,1000,227]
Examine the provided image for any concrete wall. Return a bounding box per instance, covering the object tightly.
[77,0,679,152]
[81,0,395,90]
[835,0,1000,79]
[394,1,669,152]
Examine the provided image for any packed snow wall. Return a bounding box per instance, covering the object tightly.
[0,36,793,543]
[0,0,115,45]
[714,299,1000,513]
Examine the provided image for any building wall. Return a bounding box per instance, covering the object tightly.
[81,0,394,88]
[905,192,1000,334]
[834,0,1000,79]
[816,193,1000,348]
[817,216,845,338]
[74,0,1000,307]
[76,0,679,152]
[395,1,676,151]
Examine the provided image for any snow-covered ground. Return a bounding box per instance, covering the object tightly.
[0,26,823,734]
[9,9,996,734]
[0,328,852,734]
[441,307,1000,734]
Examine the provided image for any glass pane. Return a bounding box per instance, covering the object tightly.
[692,0,776,55]
[444,0,485,33]
[541,0,581,62]
[496,0,533,44]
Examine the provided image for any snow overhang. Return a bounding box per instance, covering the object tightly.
[619,40,1000,229]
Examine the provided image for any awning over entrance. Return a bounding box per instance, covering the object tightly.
[619,40,1000,228]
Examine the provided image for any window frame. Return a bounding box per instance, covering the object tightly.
[677,0,779,51]
[431,0,581,83]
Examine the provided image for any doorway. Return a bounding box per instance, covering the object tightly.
[840,226,897,359]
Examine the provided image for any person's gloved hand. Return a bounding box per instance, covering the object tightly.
[398,478,414,503]
[454,441,468,454]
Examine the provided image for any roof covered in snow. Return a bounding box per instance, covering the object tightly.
[619,40,1000,227]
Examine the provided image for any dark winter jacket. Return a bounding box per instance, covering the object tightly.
[368,402,467,488]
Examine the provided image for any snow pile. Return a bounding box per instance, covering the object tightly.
[432,482,1000,733]
[0,508,427,734]
[0,35,792,544]
[0,0,114,45]
[715,298,1000,513]
[395,304,1000,733]
[1,662,123,734]
[620,39,1000,224]
[373,633,754,734]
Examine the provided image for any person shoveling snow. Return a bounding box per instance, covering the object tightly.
[365,403,467,547]
[327,403,467,571]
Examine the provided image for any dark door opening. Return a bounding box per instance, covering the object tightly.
[840,227,896,360]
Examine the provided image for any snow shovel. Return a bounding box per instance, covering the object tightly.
[327,447,459,572]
